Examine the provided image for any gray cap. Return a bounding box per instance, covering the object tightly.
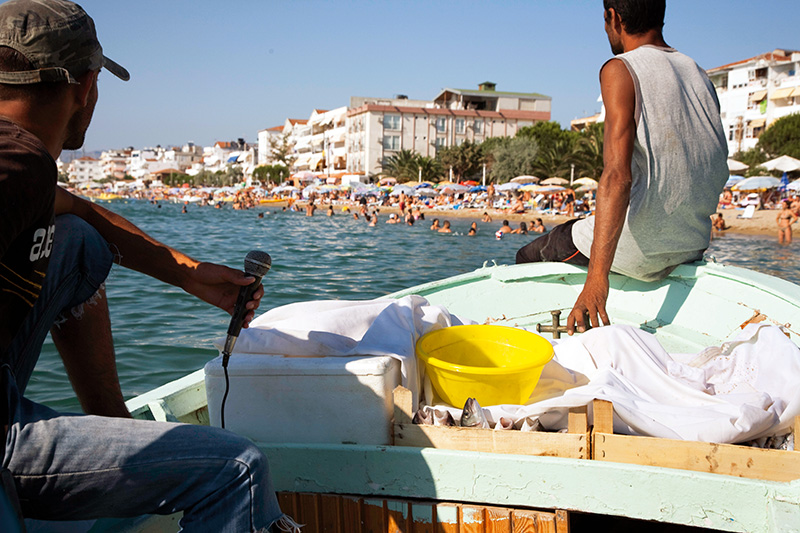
[0,0,129,84]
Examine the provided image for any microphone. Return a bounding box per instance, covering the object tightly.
[222,250,271,364]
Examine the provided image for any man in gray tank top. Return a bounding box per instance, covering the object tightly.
[515,0,727,334]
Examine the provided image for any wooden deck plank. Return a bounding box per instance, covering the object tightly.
[485,507,512,533]
[459,505,485,533]
[394,423,588,459]
[511,510,538,533]
[594,432,800,482]
[341,496,362,533]
[318,493,342,533]
[387,499,408,533]
[410,502,436,533]
[436,503,459,533]
[362,498,386,533]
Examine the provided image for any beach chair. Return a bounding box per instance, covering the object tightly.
[737,205,756,219]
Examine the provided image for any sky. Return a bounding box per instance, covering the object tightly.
[73,0,800,153]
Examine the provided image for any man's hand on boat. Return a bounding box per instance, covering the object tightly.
[183,262,264,328]
[567,275,610,335]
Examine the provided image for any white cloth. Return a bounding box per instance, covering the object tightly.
[216,296,473,407]
[460,324,800,444]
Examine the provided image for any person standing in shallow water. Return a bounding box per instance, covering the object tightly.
[777,201,797,244]
[515,0,727,335]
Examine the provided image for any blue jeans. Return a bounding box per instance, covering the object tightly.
[2,215,284,532]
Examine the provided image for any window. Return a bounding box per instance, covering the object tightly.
[473,119,483,134]
[435,117,447,133]
[435,137,447,148]
[384,114,400,130]
[383,135,400,150]
[455,118,465,134]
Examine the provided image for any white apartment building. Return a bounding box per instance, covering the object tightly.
[163,143,203,173]
[707,49,800,155]
[283,118,311,171]
[346,82,551,177]
[67,156,104,183]
[257,125,284,166]
[99,149,131,180]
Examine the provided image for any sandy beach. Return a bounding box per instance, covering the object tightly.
[310,203,787,238]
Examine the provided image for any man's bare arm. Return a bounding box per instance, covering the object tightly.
[54,187,264,319]
[567,59,636,334]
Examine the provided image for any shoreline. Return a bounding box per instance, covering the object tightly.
[328,204,787,239]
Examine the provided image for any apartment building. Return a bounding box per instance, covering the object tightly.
[707,48,800,155]
[67,156,104,183]
[257,125,284,166]
[99,149,131,180]
[346,82,551,177]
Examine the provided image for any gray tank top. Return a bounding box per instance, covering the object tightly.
[571,46,728,282]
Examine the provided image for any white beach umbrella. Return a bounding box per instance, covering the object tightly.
[541,177,570,186]
[496,182,521,192]
[762,155,800,173]
[732,176,781,191]
[787,180,800,191]
[510,175,539,184]
[390,184,415,196]
[572,177,599,188]
[726,159,749,172]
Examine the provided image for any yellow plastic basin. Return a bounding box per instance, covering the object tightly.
[416,325,554,407]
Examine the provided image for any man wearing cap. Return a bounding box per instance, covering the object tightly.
[0,1,296,531]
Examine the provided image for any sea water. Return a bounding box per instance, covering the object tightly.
[27,200,800,412]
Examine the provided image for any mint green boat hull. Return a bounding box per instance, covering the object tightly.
[33,261,800,532]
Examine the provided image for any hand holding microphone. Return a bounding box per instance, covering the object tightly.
[222,250,271,363]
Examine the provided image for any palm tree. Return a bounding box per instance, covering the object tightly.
[416,156,444,182]
[382,150,419,181]
[574,123,604,180]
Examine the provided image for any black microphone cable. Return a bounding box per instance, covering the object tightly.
[220,251,271,429]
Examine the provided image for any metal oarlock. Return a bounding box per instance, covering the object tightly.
[536,309,592,339]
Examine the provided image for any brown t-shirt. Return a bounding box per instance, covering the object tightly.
[0,119,56,357]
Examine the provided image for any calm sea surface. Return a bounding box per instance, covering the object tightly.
[28,200,800,412]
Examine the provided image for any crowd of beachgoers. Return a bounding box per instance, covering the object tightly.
[74,181,800,242]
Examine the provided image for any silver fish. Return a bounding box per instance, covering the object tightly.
[494,417,515,430]
[433,409,457,427]
[412,409,433,425]
[460,398,489,428]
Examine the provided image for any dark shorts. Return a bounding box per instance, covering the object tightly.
[515,218,589,266]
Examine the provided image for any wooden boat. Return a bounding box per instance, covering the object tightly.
[32,260,800,532]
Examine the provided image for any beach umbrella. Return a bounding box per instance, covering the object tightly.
[390,184,414,196]
[292,171,318,182]
[414,182,435,189]
[461,180,479,186]
[510,175,539,184]
[787,180,800,191]
[724,175,745,188]
[468,186,486,192]
[536,185,567,193]
[415,187,439,197]
[762,155,800,173]
[447,183,469,193]
[732,176,781,191]
[542,177,569,186]
[780,172,790,192]
[727,159,749,172]
[379,177,397,186]
[572,177,599,188]
[436,180,457,188]
[575,185,597,193]
[519,184,541,192]
[495,182,521,192]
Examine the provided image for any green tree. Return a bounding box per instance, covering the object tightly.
[756,113,800,159]
[383,149,420,181]
[416,156,444,182]
[253,164,289,185]
[574,122,604,180]
[268,133,297,169]
[533,137,579,178]
[518,121,579,154]
[436,140,485,181]
[489,136,539,182]
[732,147,768,177]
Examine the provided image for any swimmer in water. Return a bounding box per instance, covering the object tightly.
[511,221,528,235]
[438,220,452,233]
[430,218,440,231]
[481,212,492,223]
[467,227,477,236]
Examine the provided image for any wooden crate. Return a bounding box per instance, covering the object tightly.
[591,399,800,482]
[277,492,570,533]
[392,387,590,459]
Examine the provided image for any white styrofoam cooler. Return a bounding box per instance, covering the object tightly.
[204,353,401,445]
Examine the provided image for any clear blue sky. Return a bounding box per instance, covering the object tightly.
[76,0,799,152]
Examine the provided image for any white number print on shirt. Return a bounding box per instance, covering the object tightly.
[29,224,55,262]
